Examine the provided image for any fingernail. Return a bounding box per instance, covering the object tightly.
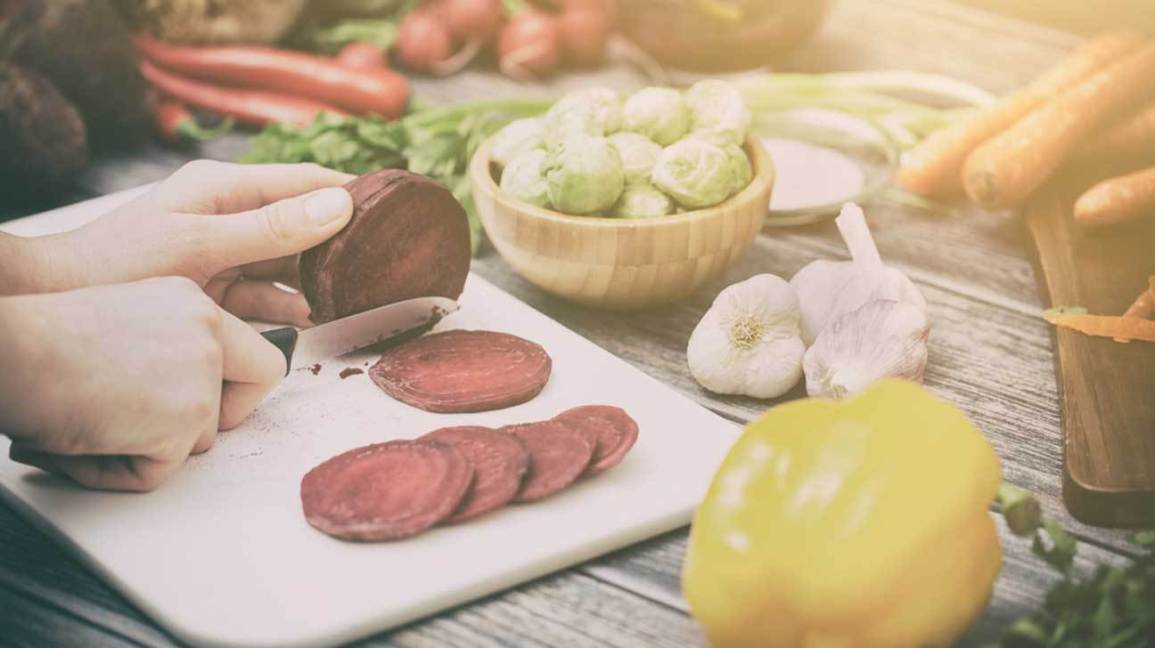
[305,188,352,226]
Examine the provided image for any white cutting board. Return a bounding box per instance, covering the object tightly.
[0,188,742,648]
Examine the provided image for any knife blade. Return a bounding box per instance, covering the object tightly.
[260,297,459,373]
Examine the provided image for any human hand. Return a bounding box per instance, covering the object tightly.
[42,161,355,326]
[0,277,286,491]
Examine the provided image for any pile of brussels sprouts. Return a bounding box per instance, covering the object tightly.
[491,80,754,218]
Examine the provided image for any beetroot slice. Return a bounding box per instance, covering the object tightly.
[504,421,592,502]
[299,170,471,324]
[553,405,639,474]
[420,426,530,523]
[370,330,552,413]
[300,440,473,541]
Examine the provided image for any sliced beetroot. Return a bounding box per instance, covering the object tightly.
[553,405,639,474]
[504,421,592,502]
[370,330,552,413]
[300,440,473,541]
[299,169,471,324]
[420,426,530,523]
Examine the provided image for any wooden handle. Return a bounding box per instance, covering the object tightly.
[261,327,298,376]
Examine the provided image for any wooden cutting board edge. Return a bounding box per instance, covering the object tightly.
[1024,179,1155,528]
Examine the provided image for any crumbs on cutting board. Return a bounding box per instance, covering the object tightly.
[339,367,364,379]
[309,363,322,375]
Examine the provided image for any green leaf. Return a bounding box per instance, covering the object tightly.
[1044,306,1088,317]
[1032,519,1077,574]
[297,18,400,54]
[1130,530,1155,548]
[1091,596,1118,640]
[998,483,1043,537]
[1005,618,1049,644]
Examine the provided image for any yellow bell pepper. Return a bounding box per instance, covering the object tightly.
[682,379,1002,648]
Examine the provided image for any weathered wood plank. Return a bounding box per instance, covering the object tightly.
[0,584,145,648]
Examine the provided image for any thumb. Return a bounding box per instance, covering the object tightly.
[194,186,354,270]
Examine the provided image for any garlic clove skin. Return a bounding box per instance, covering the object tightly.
[790,259,854,345]
[791,258,927,346]
[687,274,805,399]
[803,299,930,399]
[790,203,929,345]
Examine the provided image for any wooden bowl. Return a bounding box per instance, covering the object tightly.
[470,137,775,310]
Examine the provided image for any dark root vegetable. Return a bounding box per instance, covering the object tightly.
[558,5,611,67]
[337,41,389,71]
[498,10,561,79]
[299,170,471,323]
[396,9,455,73]
[12,0,150,150]
[0,64,89,204]
[439,0,502,42]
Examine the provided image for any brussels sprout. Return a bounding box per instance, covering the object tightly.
[722,143,753,196]
[608,132,663,186]
[500,149,551,208]
[545,86,619,133]
[545,134,624,214]
[491,117,547,168]
[545,87,622,141]
[621,87,691,146]
[685,79,751,146]
[612,184,675,219]
[651,138,735,209]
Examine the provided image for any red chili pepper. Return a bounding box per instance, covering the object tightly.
[140,61,345,127]
[135,35,409,119]
[152,97,234,143]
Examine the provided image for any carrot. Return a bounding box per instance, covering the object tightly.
[1113,276,1155,342]
[963,41,1155,208]
[897,31,1144,197]
[135,35,409,119]
[1073,165,1155,227]
[1072,102,1155,164]
[1044,310,1155,343]
[1123,276,1155,319]
[140,61,345,127]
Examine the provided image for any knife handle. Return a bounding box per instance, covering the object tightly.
[261,327,298,376]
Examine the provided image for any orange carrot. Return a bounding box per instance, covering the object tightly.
[897,32,1144,197]
[1044,310,1155,342]
[1114,276,1155,342]
[963,41,1155,208]
[1073,102,1155,164]
[1122,276,1155,319]
[1073,165,1155,227]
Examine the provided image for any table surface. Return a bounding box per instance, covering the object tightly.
[0,0,1143,646]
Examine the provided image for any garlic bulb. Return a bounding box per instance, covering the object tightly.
[687,274,805,399]
[791,203,927,344]
[803,300,930,398]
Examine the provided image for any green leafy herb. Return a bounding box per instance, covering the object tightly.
[997,489,1155,647]
[997,483,1043,537]
[242,98,553,253]
[297,18,399,55]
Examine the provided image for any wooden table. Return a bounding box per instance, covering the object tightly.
[0,0,1144,645]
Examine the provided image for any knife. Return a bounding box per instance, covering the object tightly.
[259,297,459,374]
